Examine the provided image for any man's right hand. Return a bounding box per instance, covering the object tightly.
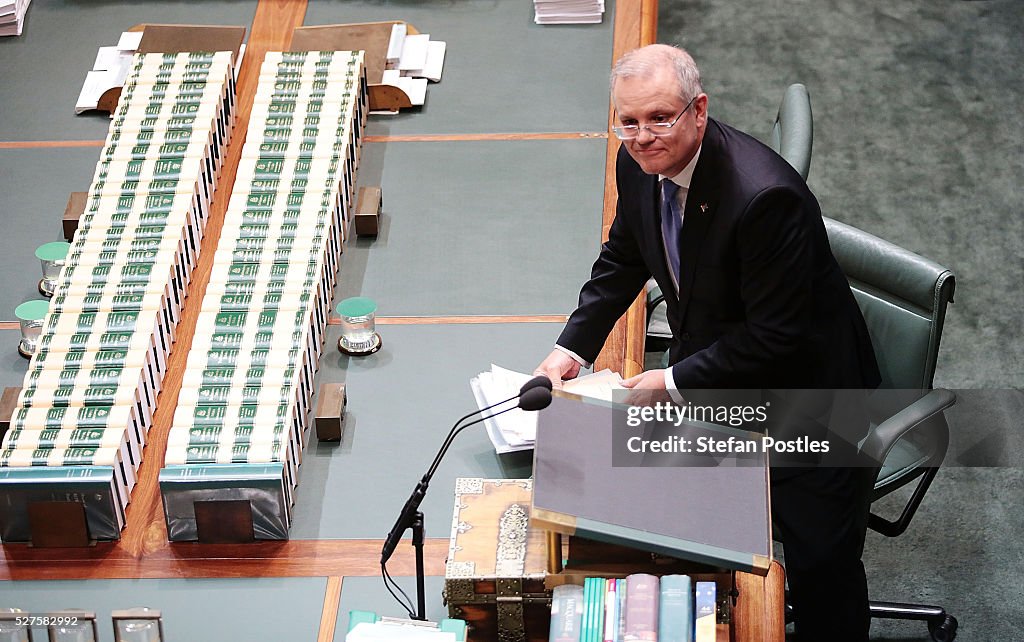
[534,349,582,389]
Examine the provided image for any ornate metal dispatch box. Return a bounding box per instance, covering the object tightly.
[444,478,552,642]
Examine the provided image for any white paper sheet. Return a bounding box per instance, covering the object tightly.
[116,30,143,51]
[471,364,625,453]
[397,33,430,71]
[75,69,118,114]
[403,40,446,82]
[386,22,406,63]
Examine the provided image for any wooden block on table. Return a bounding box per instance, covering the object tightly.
[28,501,93,548]
[63,192,89,242]
[0,387,19,439]
[315,383,347,441]
[354,186,381,236]
[195,499,255,544]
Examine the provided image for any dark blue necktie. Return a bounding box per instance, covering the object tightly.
[661,179,682,288]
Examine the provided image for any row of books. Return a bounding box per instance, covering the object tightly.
[158,50,368,541]
[0,51,236,543]
[549,574,717,642]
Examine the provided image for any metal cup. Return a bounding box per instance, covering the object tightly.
[0,608,31,642]
[35,241,71,298]
[337,297,382,355]
[46,611,97,642]
[15,299,49,359]
[112,608,164,642]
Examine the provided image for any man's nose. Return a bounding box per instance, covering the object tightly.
[635,126,657,143]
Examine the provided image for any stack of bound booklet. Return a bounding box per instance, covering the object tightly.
[159,49,368,541]
[0,51,236,542]
[550,574,717,642]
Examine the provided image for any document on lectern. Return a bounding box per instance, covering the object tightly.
[469,364,624,453]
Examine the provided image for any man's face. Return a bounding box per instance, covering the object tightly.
[613,66,707,177]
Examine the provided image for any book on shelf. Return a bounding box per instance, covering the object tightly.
[549,584,584,642]
[602,578,619,642]
[623,574,658,641]
[694,582,716,642]
[659,575,693,642]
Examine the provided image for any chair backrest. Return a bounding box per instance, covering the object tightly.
[769,83,813,180]
[824,217,955,390]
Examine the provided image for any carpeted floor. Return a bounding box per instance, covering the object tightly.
[655,1,1023,639]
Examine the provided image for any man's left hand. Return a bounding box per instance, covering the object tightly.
[621,369,674,406]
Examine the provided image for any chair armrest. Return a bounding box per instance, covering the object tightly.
[860,388,956,464]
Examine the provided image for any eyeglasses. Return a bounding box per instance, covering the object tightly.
[612,97,696,140]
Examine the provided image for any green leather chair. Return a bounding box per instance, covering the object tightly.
[769,83,813,180]
[824,217,959,641]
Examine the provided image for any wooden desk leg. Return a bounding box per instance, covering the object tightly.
[733,561,786,642]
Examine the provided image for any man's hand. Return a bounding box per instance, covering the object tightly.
[534,350,582,389]
[622,369,674,406]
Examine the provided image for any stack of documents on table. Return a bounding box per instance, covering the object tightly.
[74,31,144,113]
[0,51,236,543]
[534,0,605,25]
[470,364,624,453]
[378,23,446,109]
[0,0,31,36]
[159,50,369,541]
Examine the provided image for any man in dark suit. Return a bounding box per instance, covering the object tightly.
[535,45,880,641]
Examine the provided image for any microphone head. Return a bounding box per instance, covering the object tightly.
[520,375,554,395]
[519,386,553,411]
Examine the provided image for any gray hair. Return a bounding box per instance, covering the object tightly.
[610,44,703,103]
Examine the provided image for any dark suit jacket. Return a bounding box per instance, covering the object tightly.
[558,118,880,391]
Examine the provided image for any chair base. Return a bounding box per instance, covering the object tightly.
[870,601,958,641]
[785,597,958,641]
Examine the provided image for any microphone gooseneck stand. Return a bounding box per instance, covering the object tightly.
[379,377,553,620]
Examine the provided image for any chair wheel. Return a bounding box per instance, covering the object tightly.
[928,614,958,642]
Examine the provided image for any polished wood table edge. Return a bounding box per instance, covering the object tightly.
[0,537,449,580]
[593,0,657,379]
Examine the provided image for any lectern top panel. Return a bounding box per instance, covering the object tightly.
[531,392,772,575]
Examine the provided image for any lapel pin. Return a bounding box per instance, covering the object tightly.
[700,203,709,213]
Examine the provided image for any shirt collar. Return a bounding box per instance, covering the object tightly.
[660,144,702,190]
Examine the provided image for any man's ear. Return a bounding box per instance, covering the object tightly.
[693,93,709,128]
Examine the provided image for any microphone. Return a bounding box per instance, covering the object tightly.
[519,385,553,411]
[522,375,553,394]
[380,379,553,567]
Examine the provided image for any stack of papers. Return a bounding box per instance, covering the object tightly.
[347,621,458,642]
[75,31,245,115]
[470,364,624,453]
[378,23,446,110]
[533,0,605,25]
[0,0,31,37]
[74,31,143,114]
